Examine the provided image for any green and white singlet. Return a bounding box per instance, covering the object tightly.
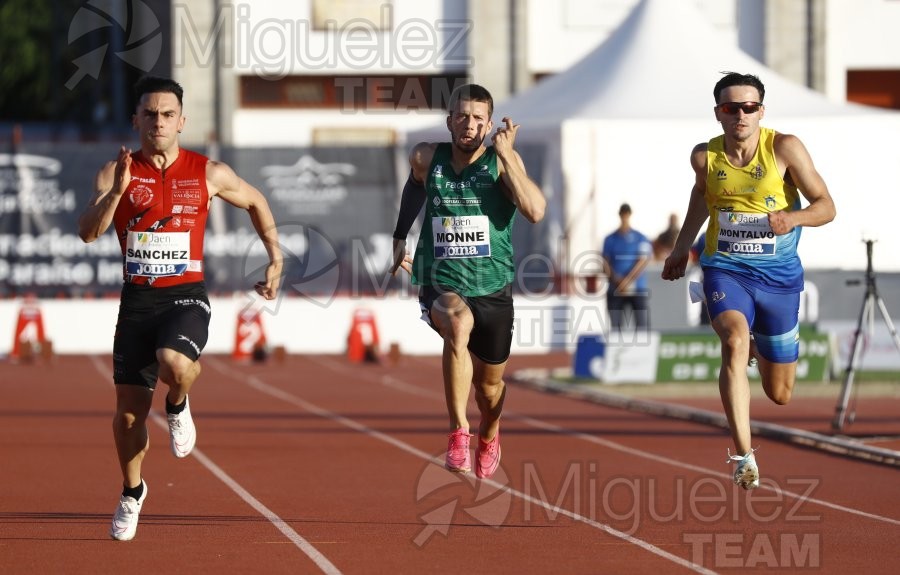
[411,143,517,296]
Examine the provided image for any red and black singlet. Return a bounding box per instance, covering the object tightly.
[112,149,210,287]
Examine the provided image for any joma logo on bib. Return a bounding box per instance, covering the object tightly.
[726,242,765,254]
[126,262,188,276]
[137,263,178,274]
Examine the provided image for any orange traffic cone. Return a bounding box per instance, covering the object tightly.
[11,296,47,361]
[233,308,267,362]
[347,308,380,363]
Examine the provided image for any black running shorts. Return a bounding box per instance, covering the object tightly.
[113,282,212,389]
[419,284,515,364]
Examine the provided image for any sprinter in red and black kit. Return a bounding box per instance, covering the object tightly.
[79,76,282,541]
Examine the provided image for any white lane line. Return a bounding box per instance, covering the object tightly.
[512,412,900,526]
[313,355,900,527]
[206,357,717,575]
[88,355,342,575]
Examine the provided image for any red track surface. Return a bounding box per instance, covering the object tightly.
[1,354,898,574]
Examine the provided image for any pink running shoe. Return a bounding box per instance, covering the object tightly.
[475,432,501,479]
[445,428,472,473]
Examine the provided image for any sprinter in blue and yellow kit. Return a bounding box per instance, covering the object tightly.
[662,72,836,490]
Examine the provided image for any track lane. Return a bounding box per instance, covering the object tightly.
[1,354,898,574]
[202,355,899,573]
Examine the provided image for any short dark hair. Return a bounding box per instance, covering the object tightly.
[447,84,493,118]
[713,72,765,104]
[619,203,632,215]
[133,76,184,110]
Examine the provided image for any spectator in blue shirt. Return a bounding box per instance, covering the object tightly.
[602,203,652,333]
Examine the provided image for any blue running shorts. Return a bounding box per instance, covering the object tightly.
[702,268,800,363]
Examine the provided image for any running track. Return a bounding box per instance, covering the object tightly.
[1,354,898,574]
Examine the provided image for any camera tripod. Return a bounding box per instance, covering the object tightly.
[832,240,900,431]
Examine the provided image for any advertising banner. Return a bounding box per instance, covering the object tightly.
[656,327,831,382]
[0,144,398,298]
[1,142,555,299]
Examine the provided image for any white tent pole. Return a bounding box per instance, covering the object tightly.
[561,129,598,295]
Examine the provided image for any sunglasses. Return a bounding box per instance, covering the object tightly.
[716,101,763,115]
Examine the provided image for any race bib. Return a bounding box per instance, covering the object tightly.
[432,215,491,259]
[125,231,199,277]
[716,212,776,256]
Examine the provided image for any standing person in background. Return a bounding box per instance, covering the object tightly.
[602,203,652,333]
[390,84,545,479]
[78,76,282,540]
[653,213,681,260]
[661,72,835,489]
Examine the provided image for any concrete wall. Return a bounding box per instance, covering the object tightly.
[0,292,610,356]
[4,270,897,356]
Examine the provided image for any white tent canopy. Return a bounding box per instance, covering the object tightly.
[407,0,900,273]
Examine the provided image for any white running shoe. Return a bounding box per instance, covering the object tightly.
[167,396,197,458]
[110,481,148,541]
[728,449,760,490]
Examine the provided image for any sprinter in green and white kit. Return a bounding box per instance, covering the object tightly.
[413,142,516,294]
[390,84,546,479]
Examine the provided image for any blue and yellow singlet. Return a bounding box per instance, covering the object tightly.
[700,127,803,291]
